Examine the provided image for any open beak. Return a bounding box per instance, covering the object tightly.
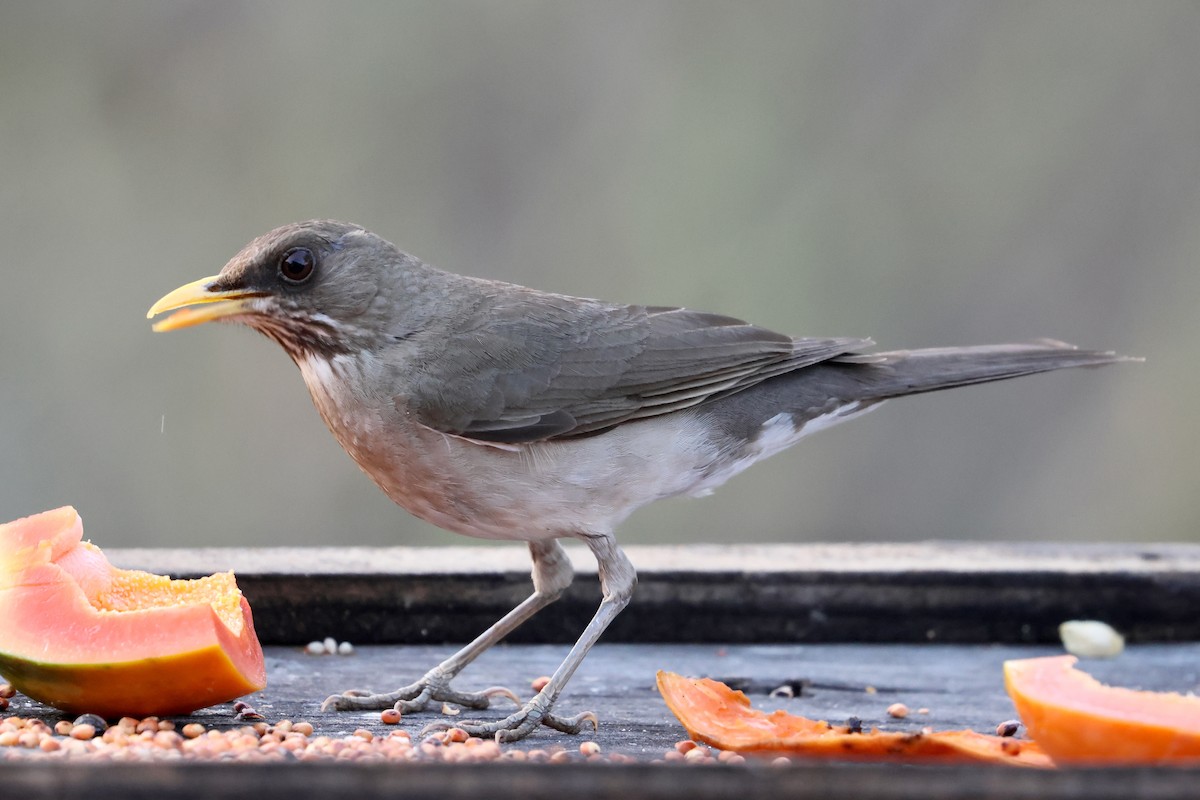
[146,276,266,332]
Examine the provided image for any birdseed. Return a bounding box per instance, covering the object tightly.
[996,719,1021,737]
[69,723,97,740]
[0,711,762,766]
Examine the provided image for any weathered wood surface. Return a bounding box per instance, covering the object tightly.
[6,544,1200,798]
[5,758,1200,800]
[5,643,1200,798]
[111,542,1200,644]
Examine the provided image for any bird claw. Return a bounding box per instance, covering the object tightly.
[418,720,455,737]
[541,709,599,736]
[421,698,598,743]
[480,685,523,706]
[321,673,523,714]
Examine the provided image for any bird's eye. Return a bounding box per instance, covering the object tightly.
[279,247,316,284]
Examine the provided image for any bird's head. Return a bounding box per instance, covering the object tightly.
[147,220,420,360]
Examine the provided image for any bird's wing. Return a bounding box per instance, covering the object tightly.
[403,288,870,443]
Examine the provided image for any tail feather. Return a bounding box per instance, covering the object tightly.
[837,339,1140,400]
[690,339,1136,453]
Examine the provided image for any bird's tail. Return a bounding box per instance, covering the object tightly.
[832,339,1139,400]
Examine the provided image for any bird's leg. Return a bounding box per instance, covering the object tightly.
[426,534,636,743]
[322,539,575,714]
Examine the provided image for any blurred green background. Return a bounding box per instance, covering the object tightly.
[0,1,1194,548]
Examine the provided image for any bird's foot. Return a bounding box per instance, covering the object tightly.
[422,694,599,743]
[321,669,521,714]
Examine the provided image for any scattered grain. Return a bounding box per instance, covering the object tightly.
[996,720,1021,738]
[181,723,206,739]
[70,723,97,740]
[0,709,758,766]
[887,702,909,719]
[72,713,106,731]
[380,708,402,725]
[717,749,745,765]
[531,675,551,692]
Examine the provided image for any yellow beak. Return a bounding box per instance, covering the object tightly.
[146,276,265,332]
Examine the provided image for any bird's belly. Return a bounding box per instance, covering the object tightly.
[335,412,721,542]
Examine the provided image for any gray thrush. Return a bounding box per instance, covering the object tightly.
[147,219,1134,741]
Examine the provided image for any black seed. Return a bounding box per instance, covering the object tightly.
[72,713,108,731]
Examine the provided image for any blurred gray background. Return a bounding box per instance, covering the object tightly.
[0,1,1194,548]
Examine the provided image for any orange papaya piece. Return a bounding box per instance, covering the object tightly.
[657,671,1051,767]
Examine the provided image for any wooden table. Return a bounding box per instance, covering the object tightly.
[4,543,1200,798]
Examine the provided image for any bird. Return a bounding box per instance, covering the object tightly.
[147,219,1134,742]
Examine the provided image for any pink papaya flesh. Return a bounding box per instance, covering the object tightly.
[0,507,266,717]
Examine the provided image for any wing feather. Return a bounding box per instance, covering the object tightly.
[404,286,869,442]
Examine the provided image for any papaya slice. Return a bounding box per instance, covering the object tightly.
[657,671,1052,767]
[1005,655,1200,764]
[0,507,266,717]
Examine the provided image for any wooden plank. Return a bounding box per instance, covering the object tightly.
[4,642,1200,797]
[3,760,1199,800]
[108,543,1200,644]
[6,643,1200,750]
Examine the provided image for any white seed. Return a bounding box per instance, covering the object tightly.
[1059,620,1125,658]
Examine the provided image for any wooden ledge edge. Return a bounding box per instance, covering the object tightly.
[108,541,1200,578]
